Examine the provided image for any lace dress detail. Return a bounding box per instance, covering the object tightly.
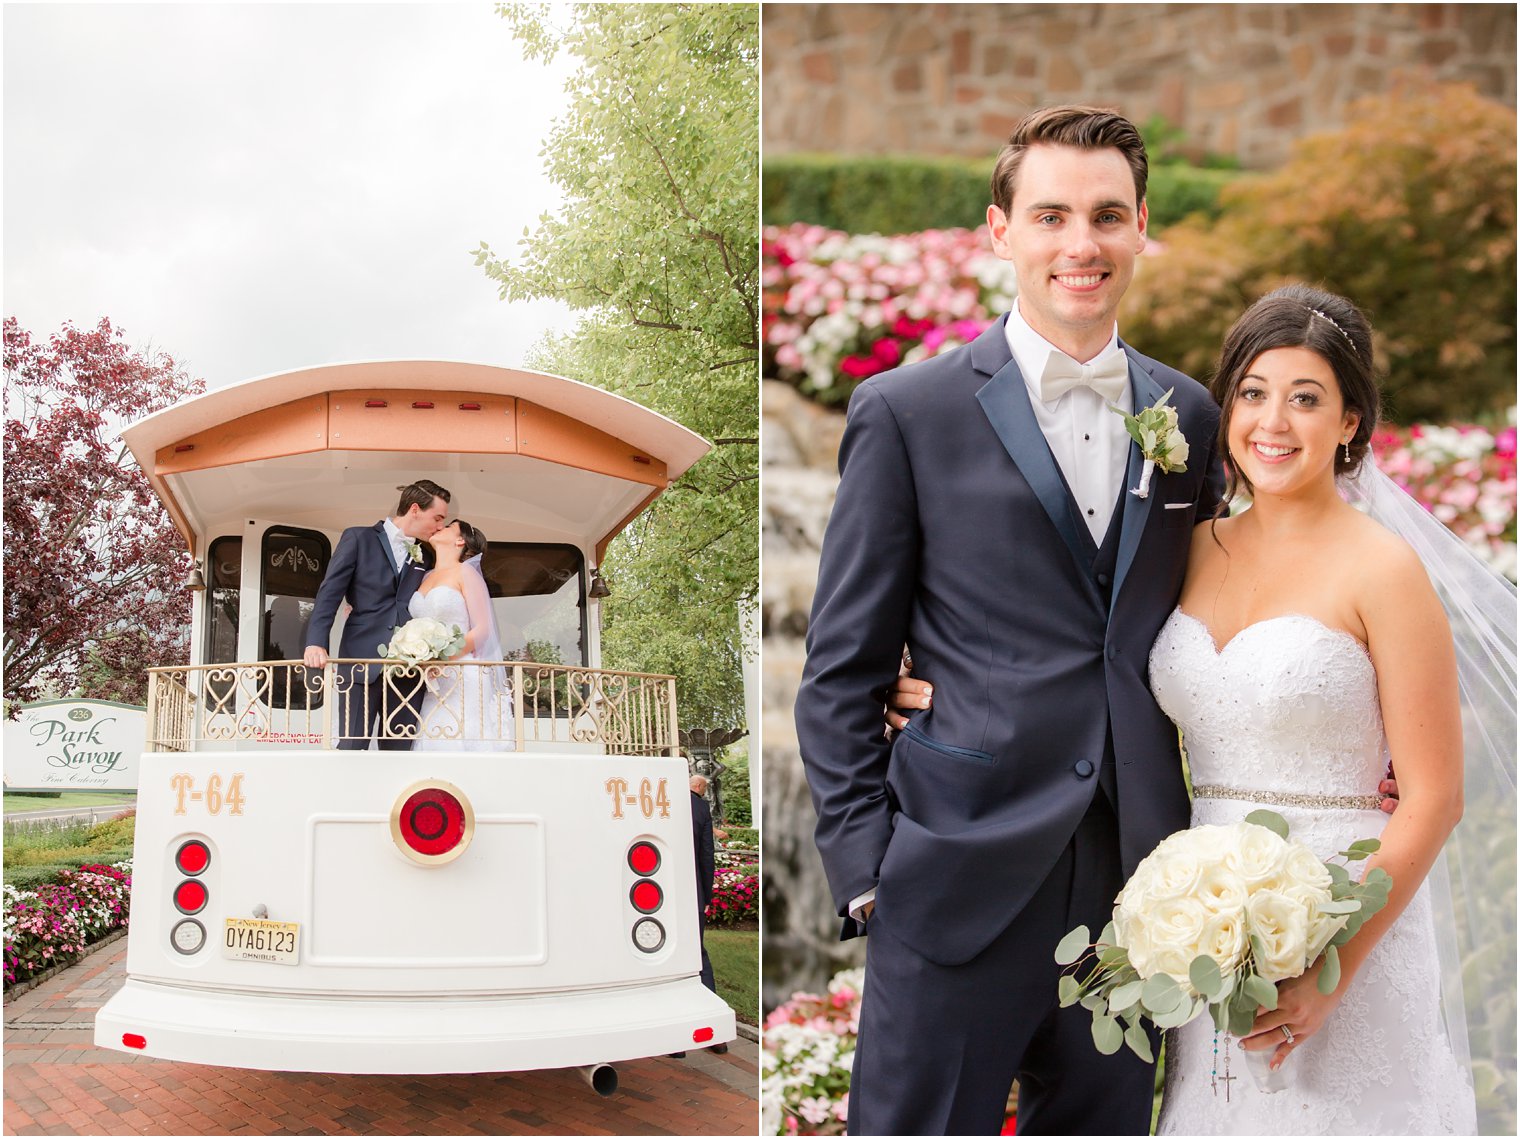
[1149,609,1475,1135]
[408,586,513,752]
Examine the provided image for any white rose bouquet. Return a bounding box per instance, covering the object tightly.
[1055,810,1390,1062]
[377,617,465,667]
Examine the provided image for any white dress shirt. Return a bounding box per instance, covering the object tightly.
[382,518,409,572]
[1003,299,1132,543]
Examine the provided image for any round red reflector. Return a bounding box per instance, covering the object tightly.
[122,1033,147,1050]
[398,787,467,857]
[628,841,661,876]
[630,879,663,913]
[693,1027,715,1044]
[173,879,207,914]
[176,840,210,876]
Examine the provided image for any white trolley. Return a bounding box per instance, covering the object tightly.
[94,361,735,1088]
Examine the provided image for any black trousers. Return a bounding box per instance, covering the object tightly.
[848,793,1156,1136]
[335,664,424,751]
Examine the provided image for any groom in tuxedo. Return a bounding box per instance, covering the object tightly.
[795,107,1226,1134]
[304,479,451,749]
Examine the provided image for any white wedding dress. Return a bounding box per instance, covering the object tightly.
[1148,608,1476,1135]
[408,585,513,751]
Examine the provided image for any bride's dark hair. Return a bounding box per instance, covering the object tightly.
[455,519,488,560]
[1210,283,1380,509]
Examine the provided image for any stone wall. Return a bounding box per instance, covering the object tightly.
[762,3,1516,168]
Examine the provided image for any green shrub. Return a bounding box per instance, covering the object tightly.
[4,813,136,886]
[721,825,759,849]
[720,746,752,827]
[763,153,1238,235]
[1122,82,1516,423]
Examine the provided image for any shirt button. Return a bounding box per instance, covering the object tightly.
[1075,759,1095,778]
[1086,508,1095,517]
[1084,434,1091,441]
[1097,572,1111,587]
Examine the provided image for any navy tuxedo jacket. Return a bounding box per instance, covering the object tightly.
[795,315,1224,966]
[305,522,429,672]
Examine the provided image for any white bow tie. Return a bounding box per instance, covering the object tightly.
[1036,351,1129,405]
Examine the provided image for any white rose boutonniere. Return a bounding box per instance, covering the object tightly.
[1110,388,1189,498]
[403,538,424,566]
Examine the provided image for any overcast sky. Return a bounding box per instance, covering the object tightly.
[4,2,581,389]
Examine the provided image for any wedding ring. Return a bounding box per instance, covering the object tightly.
[1280,1025,1295,1044]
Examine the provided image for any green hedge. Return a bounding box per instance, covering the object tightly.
[3,814,136,890]
[762,153,1243,235]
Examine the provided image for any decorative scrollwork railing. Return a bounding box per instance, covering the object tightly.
[144,659,679,756]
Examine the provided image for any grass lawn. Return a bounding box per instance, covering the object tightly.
[4,791,135,813]
[708,926,759,1026]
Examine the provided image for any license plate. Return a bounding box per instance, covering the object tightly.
[222,918,301,965]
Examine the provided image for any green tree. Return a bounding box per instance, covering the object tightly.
[476,3,758,737]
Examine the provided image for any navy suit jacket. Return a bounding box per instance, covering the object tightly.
[692,790,716,916]
[305,522,428,673]
[794,315,1224,966]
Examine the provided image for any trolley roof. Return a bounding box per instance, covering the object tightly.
[121,360,711,559]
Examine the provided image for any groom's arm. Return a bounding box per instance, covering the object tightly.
[795,382,920,929]
[303,527,361,667]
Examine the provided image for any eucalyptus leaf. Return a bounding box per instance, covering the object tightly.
[1244,809,1289,839]
[1055,925,1091,965]
[1228,999,1257,1037]
[1189,954,1223,999]
[1091,1012,1124,1055]
[1108,979,1145,1014]
[1318,944,1342,995]
[1141,973,1183,1011]
[1317,898,1362,915]
[1058,974,1082,1008]
[1124,1021,1155,1063]
[1243,974,1278,1010]
[1098,920,1119,948]
[1326,863,1351,886]
[1080,989,1107,1012]
[1153,997,1200,1029]
[1211,1000,1231,1034]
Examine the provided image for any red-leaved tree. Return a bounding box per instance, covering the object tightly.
[3,317,205,709]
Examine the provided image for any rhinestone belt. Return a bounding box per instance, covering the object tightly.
[1191,783,1383,811]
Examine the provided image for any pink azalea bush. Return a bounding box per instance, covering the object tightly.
[706,865,759,926]
[761,966,863,1135]
[4,860,133,988]
[763,223,1017,403]
[1371,419,1517,580]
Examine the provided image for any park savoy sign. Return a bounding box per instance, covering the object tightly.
[3,700,144,791]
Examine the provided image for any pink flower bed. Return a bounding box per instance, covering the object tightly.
[4,861,132,988]
[761,967,863,1135]
[706,865,758,926]
[763,223,1016,402]
[1371,421,1517,580]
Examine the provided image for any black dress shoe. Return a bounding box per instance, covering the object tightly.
[709,1042,729,1054]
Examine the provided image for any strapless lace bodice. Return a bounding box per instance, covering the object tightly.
[1150,610,1389,800]
[409,584,470,632]
[1147,607,1474,1135]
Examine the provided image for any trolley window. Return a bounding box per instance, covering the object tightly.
[479,543,587,668]
[260,526,332,709]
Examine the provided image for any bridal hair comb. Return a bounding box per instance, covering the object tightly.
[1305,306,1359,358]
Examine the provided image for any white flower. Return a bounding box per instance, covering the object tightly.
[1220,820,1292,886]
[1131,895,1211,982]
[1245,890,1312,983]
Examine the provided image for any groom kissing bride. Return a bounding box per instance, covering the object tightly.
[794,105,1492,1136]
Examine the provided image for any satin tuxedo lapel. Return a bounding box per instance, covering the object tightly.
[972,324,1090,576]
[372,522,400,577]
[1111,349,1167,610]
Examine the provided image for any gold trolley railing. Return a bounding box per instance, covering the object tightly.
[144,659,680,756]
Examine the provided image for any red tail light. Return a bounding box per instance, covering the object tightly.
[391,781,474,865]
[364,399,388,408]
[176,839,210,875]
[630,880,663,913]
[411,401,435,409]
[692,1027,714,1043]
[628,841,661,875]
[122,1033,147,1049]
[173,879,207,914]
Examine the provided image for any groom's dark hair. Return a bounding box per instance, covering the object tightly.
[990,105,1148,215]
[395,479,451,515]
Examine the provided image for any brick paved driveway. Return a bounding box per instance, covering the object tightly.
[4,941,758,1136]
